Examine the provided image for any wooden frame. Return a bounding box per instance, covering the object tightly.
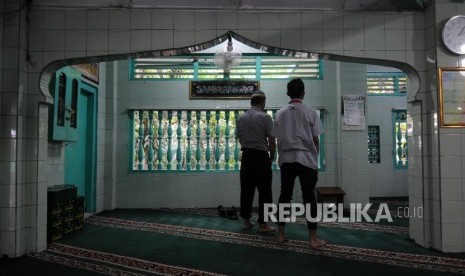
[189,80,260,99]
[438,67,465,127]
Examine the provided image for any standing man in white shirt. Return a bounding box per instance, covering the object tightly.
[272,78,327,248]
[236,91,276,232]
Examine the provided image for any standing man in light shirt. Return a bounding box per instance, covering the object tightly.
[236,91,276,232]
[272,78,327,248]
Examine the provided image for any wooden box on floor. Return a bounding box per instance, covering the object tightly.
[74,196,85,231]
[47,185,85,243]
[316,187,346,214]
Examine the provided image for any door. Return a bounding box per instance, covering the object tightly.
[65,82,97,213]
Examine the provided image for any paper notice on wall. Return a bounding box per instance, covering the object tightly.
[343,95,365,126]
[343,115,365,125]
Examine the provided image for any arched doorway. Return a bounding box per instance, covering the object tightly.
[39,30,421,241]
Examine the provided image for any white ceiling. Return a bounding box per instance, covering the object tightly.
[31,0,428,11]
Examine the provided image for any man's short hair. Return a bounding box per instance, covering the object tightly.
[287,78,305,99]
[251,90,266,106]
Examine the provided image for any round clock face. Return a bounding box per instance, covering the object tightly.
[442,15,465,55]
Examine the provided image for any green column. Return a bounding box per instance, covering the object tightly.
[215,111,221,170]
[186,111,192,171]
[195,111,202,170]
[234,111,240,171]
[206,111,211,171]
[157,111,164,170]
[256,56,261,80]
[176,111,183,170]
[194,61,199,80]
[224,111,230,171]
[148,111,154,170]
[138,110,145,170]
[167,111,173,170]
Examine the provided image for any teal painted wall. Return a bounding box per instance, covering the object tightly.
[48,66,101,212]
[65,82,98,212]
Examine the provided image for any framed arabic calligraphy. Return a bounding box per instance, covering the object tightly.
[189,81,260,99]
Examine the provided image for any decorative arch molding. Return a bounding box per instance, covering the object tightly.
[39,31,420,103]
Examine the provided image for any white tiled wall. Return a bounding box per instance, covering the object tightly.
[0,5,5,259]
[96,63,107,213]
[47,143,65,187]
[421,0,465,253]
[1,0,15,257]
[13,2,465,256]
[103,61,117,210]
[338,62,370,205]
[367,96,408,197]
[0,0,44,257]
[107,59,347,209]
[404,0,465,253]
[103,59,376,209]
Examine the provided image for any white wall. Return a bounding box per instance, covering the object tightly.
[338,62,370,205]
[367,96,407,197]
[106,59,347,209]
[96,63,107,212]
[0,0,43,257]
[102,56,373,210]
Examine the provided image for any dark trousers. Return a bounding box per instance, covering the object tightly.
[278,162,318,230]
[240,149,272,224]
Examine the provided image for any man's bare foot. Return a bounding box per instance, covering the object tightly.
[258,224,276,233]
[309,238,327,249]
[309,229,327,248]
[278,236,288,243]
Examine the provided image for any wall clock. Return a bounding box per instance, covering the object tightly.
[442,15,465,55]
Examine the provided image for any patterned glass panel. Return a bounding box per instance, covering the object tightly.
[130,109,324,172]
[393,110,408,168]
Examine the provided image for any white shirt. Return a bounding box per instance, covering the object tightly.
[272,101,323,170]
[236,106,273,152]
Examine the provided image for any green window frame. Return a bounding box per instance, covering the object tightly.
[367,72,407,95]
[129,56,322,81]
[368,125,380,163]
[128,109,325,173]
[392,110,408,169]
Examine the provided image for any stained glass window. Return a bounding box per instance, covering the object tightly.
[129,109,324,172]
[131,56,321,80]
[367,72,407,95]
[393,110,408,169]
